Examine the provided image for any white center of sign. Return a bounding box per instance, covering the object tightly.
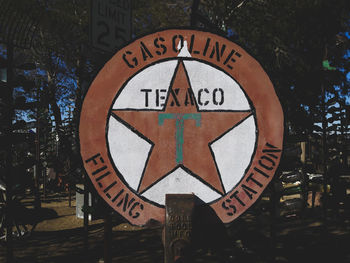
[107,57,256,206]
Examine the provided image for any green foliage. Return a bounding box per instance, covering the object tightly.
[201,0,350,137]
[133,0,191,35]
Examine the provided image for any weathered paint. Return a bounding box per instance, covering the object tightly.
[158,113,201,164]
[79,29,284,226]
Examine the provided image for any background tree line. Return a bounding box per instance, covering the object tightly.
[0,0,349,191]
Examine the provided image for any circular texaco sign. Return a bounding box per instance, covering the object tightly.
[80,29,283,225]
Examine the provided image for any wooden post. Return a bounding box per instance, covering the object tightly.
[164,194,194,263]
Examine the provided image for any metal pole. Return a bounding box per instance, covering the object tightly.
[190,0,200,27]
[68,185,71,207]
[83,172,89,259]
[34,85,41,209]
[43,168,46,200]
[321,81,328,220]
[104,208,112,263]
[5,42,14,263]
[321,45,330,221]
[270,181,277,263]
[68,158,71,207]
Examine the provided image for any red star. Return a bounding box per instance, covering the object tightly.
[112,60,252,195]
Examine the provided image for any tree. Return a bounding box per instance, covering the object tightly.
[133,0,192,35]
[199,0,350,136]
[2,0,349,183]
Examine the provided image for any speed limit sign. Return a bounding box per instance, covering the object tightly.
[90,0,131,53]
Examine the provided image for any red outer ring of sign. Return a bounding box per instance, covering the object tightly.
[79,29,284,226]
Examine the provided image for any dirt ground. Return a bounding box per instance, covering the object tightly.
[0,191,350,263]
